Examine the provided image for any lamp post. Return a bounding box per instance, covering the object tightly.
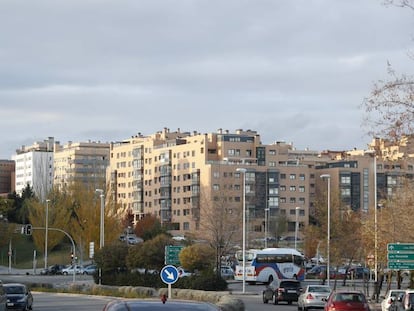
[320,174,331,287]
[96,189,105,285]
[236,168,247,294]
[365,150,378,301]
[264,208,269,248]
[44,199,50,270]
[95,189,105,249]
[294,207,300,250]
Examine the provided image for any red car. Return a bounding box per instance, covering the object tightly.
[324,290,370,311]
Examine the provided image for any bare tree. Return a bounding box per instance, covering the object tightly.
[362,1,414,142]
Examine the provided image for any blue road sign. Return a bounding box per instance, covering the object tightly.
[160,265,179,285]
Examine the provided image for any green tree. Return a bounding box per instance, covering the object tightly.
[27,188,73,256]
[126,234,172,270]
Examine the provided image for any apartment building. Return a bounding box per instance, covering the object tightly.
[108,128,314,243]
[13,137,55,201]
[53,140,110,191]
[0,160,15,196]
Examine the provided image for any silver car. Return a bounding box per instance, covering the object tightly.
[297,284,331,311]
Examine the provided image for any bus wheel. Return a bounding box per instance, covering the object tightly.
[267,275,273,284]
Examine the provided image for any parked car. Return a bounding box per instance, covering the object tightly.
[323,290,370,311]
[127,236,143,245]
[347,266,371,279]
[298,285,332,311]
[381,289,405,311]
[102,298,220,310]
[62,265,83,275]
[0,281,6,311]
[177,267,192,278]
[395,289,414,311]
[40,264,65,275]
[306,265,327,278]
[220,266,234,279]
[82,264,97,275]
[3,283,33,311]
[262,279,302,305]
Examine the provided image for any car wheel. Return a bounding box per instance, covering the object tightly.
[263,293,268,304]
[288,300,292,305]
[63,272,68,275]
[303,306,307,311]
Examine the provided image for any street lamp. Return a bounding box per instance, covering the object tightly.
[44,199,50,270]
[236,168,247,294]
[294,207,300,250]
[320,174,331,287]
[95,189,105,249]
[365,150,378,290]
[264,208,269,248]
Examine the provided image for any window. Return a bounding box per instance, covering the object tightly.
[299,186,305,192]
[289,174,296,180]
[290,186,296,191]
[280,185,286,191]
[280,174,286,179]
[289,197,296,203]
[299,174,305,181]
[213,184,220,191]
[268,197,279,207]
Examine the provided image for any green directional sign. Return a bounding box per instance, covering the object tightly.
[388,253,414,261]
[387,243,414,252]
[165,245,184,265]
[388,261,414,270]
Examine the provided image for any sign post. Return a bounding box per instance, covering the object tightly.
[387,243,414,271]
[164,245,184,265]
[160,265,179,299]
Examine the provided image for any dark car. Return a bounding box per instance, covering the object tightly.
[262,279,302,305]
[102,299,220,310]
[324,290,370,311]
[40,264,65,275]
[347,266,370,279]
[4,283,33,311]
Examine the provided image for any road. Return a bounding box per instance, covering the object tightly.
[0,270,385,311]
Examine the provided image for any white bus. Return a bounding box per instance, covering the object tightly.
[234,248,305,284]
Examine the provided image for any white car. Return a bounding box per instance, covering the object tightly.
[177,267,192,277]
[381,289,405,311]
[297,285,331,311]
[62,265,83,275]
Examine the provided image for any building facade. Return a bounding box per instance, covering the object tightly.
[0,160,15,196]
[53,140,110,191]
[13,137,55,201]
[108,128,314,243]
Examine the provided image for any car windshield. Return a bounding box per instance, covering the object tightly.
[309,286,331,293]
[334,293,365,303]
[280,281,300,288]
[5,286,25,294]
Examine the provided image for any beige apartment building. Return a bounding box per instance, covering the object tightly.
[53,141,110,191]
[108,128,314,244]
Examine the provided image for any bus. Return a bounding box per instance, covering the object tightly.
[234,248,305,284]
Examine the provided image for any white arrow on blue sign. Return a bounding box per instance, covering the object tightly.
[160,265,179,285]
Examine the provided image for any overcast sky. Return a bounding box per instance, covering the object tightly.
[1,0,413,159]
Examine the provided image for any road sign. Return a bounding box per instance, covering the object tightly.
[388,253,414,261]
[388,261,414,270]
[165,245,184,265]
[387,243,414,252]
[160,265,179,285]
